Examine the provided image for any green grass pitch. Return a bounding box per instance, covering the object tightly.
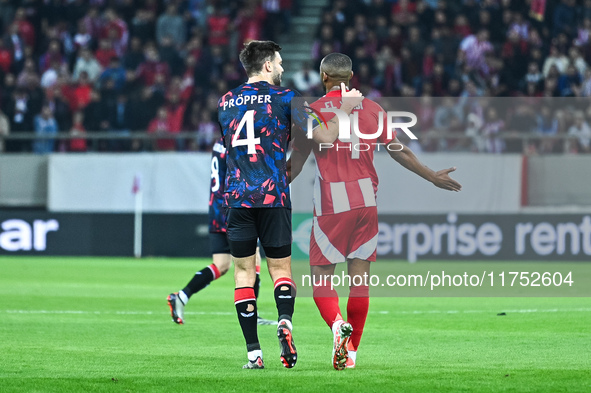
[0,257,589,392]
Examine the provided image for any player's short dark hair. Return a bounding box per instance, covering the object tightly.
[320,53,353,82]
[239,40,282,77]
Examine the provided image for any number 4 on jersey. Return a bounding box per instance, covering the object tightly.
[232,110,260,154]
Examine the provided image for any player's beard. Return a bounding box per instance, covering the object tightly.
[272,69,282,85]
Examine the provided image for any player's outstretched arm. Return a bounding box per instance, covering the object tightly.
[387,137,462,192]
[311,83,364,144]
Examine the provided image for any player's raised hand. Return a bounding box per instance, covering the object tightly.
[432,167,462,192]
[340,82,364,111]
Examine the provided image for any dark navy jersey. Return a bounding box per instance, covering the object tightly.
[218,81,306,208]
[208,138,227,233]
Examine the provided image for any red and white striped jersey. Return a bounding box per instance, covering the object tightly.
[308,90,395,216]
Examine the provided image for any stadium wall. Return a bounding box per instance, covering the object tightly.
[1,153,589,212]
[528,156,591,206]
[0,155,47,207]
[0,153,525,213]
[291,153,524,213]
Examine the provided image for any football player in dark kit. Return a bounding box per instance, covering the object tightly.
[218,40,305,369]
[166,137,275,327]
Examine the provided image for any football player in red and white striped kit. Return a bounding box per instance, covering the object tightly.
[290,53,462,370]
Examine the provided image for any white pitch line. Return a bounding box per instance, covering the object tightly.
[377,308,591,315]
[1,310,236,316]
[2,308,591,316]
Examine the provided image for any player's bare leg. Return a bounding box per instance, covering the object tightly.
[311,263,353,370]
[254,248,276,325]
[267,256,297,368]
[167,253,231,325]
[234,253,264,368]
[345,258,371,369]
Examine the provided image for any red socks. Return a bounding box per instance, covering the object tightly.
[346,285,369,350]
[313,283,342,328]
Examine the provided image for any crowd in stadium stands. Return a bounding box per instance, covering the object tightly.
[0,0,589,154]
[0,0,293,153]
[307,0,591,154]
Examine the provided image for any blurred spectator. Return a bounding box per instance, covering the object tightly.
[68,71,93,111]
[523,61,543,88]
[131,8,156,43]
[45,87,71,131]
[16,59,40,90]
[107,93,133,151]
[568,111,591,153]
[0,1,15,33]
[574,17,591,47]
[39,40,65,73]
[101,9,128,56]
[129,86,165,140]
[73,47,103,82]
[392,0,417,28]
[195,109,217,151]
[123,37,144,70]
[156,4,186,48]
[581,69,591,96]
[69,111,87,152]
[235,1,266,45]
[14,7,35,48]
[558,64,581,96]
[568,47,588,76]
[159,36,184,76]
[95,39,117,68]
[553,0,577,38]
[166,92,188,150]
[0,39,12,73]
[148,106,174,151]
[543,46,569,77]
[40,60,62,89]
[136,46,170,86]
[4,23,25,73]
[73,20,92,51]
[81,7,102,39]
[465,112,484,152]
[262,0,283,39]
[292,62,322,95]
[0,108,9,152]
[207,6,230,47]
[502,30,529,81]
[460,29,493,77]
[535,105,559,153]
[6,89,33,152]
[98,57,126,91]
[482,107,506,153]
[434,97,463,130]
[83,90,108,149]
[33,104,58,154]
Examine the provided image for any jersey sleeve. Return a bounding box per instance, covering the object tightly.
[289,90,320,139]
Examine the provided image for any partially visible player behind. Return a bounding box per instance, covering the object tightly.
[218,40,305,369]
[291,53,462,370]
[167,137,275,326]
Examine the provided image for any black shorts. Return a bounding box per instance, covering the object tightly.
[209,232,231,254]
[226,207,291,258]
